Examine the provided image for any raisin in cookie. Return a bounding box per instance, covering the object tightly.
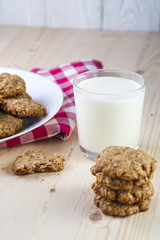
[94,194,151,216]
[0,73,26,98]
[12,150,66,175]
[0,110,24,138]
[93,146,156,180]
[1,97,46,117]
[92,182,154,204]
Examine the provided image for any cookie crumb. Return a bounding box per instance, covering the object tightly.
[136,70,144,75]
[89,211,102,221]
[50,188,56,193]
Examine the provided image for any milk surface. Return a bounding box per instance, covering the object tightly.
[74,77,145,153]
[78,77,141,94]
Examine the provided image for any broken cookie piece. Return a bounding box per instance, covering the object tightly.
[12,150,66,175]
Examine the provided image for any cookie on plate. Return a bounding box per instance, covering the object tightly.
[1,97,46,117]
[94,194,151,216]
[94,146,156,180]
[92,181,154,204]
[0,95,3,104]
[0,110,24,138]
[12,150,66,175]
[14,92,32,100]
[0,73,26,98]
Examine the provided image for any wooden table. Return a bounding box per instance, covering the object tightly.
[0,26,159,240]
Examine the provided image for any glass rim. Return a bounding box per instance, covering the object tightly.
[73,68,146,96]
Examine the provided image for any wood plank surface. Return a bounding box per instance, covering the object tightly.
[0,26,159,240]
[0,0,101,30]
[45,0,102,29]
[0,0,159,31]
[102,0,160,31]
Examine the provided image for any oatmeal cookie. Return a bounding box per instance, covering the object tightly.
[94,172,153,190]
[12,150,66,175]
[94,194,151,216]
[0,110,24,138]
[93,146,156,180]
[0,95,3,103]
[1,97,46,117]
[14,92,32,99]
[0,73,26,98]
[92,182,154,204]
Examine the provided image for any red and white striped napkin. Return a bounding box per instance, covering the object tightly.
[0,59,103,148]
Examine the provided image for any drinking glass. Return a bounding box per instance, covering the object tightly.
[73,69,146,160]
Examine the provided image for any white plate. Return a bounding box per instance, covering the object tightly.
[0,67,63,143]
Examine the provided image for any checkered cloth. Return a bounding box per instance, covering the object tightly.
[0,59,103,148]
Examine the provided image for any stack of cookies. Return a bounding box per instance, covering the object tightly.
[91,146,157,217]
[0,73,46,138]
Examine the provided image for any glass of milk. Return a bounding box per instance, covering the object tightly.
[73,69,146,160]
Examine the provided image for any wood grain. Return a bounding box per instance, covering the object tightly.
[102,0,160,31]
[0,0,159,31]
[0,26,159,240]
[45,0,101,29]
[0,0,45,26]
[0,0,101,29]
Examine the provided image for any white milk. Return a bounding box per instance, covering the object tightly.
[74,77,145,153]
